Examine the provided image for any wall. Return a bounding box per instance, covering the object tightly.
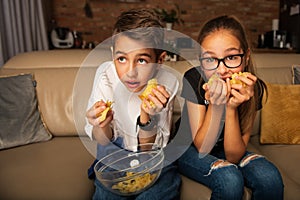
[49,0,279,48]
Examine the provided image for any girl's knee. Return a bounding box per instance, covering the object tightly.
[209,162,244,200]
[209,160,244,188]
[239,153,264,167]
[240,153,283,183]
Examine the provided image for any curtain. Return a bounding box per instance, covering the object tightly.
[0,0,49,67]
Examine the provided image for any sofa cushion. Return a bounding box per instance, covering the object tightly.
[260,83,300,144]
[0,50,109,137]
[253,53,300,85]
[256,67,293,84]
[292,65,300,84]
[0,74,52,149]
[0,137,95,199]
[249,135,300,200]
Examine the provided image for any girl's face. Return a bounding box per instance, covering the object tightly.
[113,35,165,92]
[200,29,249,80]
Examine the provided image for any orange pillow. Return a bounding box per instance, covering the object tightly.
[260,83,300,144]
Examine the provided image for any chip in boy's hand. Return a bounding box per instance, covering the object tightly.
[139,78,158,107]
[230,72,249,87]
[97,100,113,122]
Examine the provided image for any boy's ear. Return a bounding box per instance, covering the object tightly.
[158,51,167,63]
[110,46,114,58]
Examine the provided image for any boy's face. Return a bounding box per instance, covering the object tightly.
[113,35,165,92]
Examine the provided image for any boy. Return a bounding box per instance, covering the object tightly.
[85,8,181,200]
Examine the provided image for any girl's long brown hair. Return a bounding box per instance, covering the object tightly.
[197,15,267,134]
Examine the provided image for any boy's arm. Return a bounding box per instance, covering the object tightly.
[85,62,114,144]
[137,109,158,145]
[137,80,178,148]
[86,100,114,145]
[92,124,113,145]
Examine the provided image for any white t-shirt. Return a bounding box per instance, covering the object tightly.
[85,61,179,151]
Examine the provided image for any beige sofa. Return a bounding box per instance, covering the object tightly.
[0,49,299,200]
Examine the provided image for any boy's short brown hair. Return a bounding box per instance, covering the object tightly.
[112,8,165,59]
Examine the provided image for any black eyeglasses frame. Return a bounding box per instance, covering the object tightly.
[199,53,245,70]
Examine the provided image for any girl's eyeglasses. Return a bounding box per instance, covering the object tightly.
[200,54,245,70]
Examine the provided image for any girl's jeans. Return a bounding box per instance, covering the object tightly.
[93,163,181,200]
[178,145,284,200]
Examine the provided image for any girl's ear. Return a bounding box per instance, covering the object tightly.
[245,48,250,64]
[157,51,167,63]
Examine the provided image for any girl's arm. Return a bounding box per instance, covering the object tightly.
[223,73,257,163]
[187,77,228,156]
[187,100,225,155]
[223,106,251,163]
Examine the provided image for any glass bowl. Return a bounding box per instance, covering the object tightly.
[94,143,164,196]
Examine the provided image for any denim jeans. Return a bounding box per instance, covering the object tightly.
[92,163,181,200]
[178,145,284,200]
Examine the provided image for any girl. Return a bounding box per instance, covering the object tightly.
[177,15,284,200]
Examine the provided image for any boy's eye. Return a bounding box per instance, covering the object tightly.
[137,58,147,64]
[117,57,126,63]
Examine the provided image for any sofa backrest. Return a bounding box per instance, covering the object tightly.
[0,50,99,136]
[253,53,300,84]
[1,50,299,138]
[252,53,300,135]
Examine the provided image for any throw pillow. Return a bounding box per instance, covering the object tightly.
[292,65,300,84]
[260,83,300,144]
[0,74,52,149]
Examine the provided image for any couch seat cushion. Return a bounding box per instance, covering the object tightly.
[250,135,300,199]
[0,137,95,200]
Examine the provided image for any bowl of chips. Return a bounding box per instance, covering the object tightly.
[94,143,164,196]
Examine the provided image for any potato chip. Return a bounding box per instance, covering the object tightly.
[139,79,157,108]
[207,74,220,86]
[97,100,113,122]
[230,72,249,87]
[112,171,157,194]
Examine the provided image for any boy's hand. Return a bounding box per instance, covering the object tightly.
[141,85,170,115]
[86,100,113,128]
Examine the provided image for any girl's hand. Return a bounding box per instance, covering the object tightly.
[203,78,229,105]
[86,100,113,128]
[228,73,257,108]
[141,85,170,115]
